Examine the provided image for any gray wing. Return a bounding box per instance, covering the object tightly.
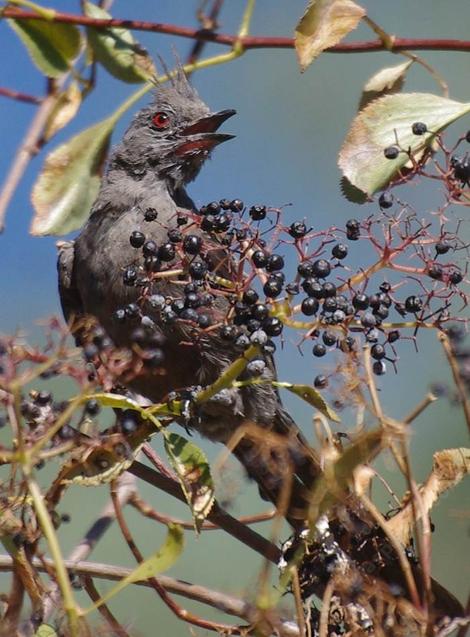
[57,240,83,326]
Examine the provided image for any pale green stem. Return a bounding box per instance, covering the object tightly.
[27,474,80,635]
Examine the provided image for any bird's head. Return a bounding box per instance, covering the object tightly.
[119,71,235,187]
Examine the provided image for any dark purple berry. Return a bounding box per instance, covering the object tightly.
[302,278,323,298]
[143,240,158,257]
[263,279,283,298]
[144,208,158,222]
[177,215,188,226]
[353,293,369,310]
[129,231,145,248]
[312,343,326,357]
[332,243,348,259]
[388,330,400,343]
[384,146,400,159]
[243,289,259,305]
[412,122,427,135]
[123,267,137,286]
[405,295,423,313]
[249,205,267,221]
[266,254,285,272]
[113,308,126,323]
[167,229,182,243]
[262,317,283,337]
[298,261,314,278]
[449,269,463,285]
[197,314,212,328]
[428,263,443,280]
[230,199,244,212]
[201,215,216,231]
[379,192,394,209]
[289,221,308,239]
[189,261,208,280]
[373,360,387,375]
[35,391,52,405]
[183,235,202,255]
[322,282,336,298]
[252,250,267,268]
[220,325,237,341]
[361,312,377,328]
[312,259,331,278]
[206,201,221,214]
[371,344,386,360]
[314,375,328,389]
[301,297,319,316]
[145,256,161,272]
[158,245,176,261]
[252,304,269,321]
[322,331,337,346]
[435,240,450,255]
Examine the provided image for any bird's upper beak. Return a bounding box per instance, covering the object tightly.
[175,109,236,156]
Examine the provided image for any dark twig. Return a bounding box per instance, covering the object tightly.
[128,460,281,562]
[83,576,130,637]
[0,86,42,105]
[3,9,470,53]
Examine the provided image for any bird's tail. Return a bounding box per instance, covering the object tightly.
[231,406,320,528]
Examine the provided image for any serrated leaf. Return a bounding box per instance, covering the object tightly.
[30,116,114,235]
[339,93,470,196]
[43,81,82,142]
[164,433,215,532]
[339,176,368,203]
[8,18,80,77]
[309,427,384,524]
[85,524,184,613]
[84,1,155,83]
[280,383,340,422]
[359,60,413,110]
[295,0,365,71]
[35,625,57,637]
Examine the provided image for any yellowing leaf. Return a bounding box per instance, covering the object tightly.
[359,60,413,110]
[279,383,340,422]
[84,2,155,83]
[164,433,215,532]
[8,18,80,77]
[30,116,114,235]
[386,447,470,545]
[43,81,82,142]
[85,524,184,613]
[295,0,365,71]
[338,93,470,196]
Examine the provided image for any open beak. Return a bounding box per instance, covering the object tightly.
[175,109,236,156]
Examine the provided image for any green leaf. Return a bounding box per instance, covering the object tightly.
[35,625,58,637]
[8,17,80,77]
[82,392,142,411]
[359,60,413,110]
[279,383,340,422]
[338,92,470,196]
[30,116,114,235]
[84,1,155,83]
[164,433,215,532]
[295,0,365,71]
[84,524,184,613]
[308,427,384,524]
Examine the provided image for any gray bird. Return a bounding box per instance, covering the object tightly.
[57,71,319,523]
[58,72,463,618]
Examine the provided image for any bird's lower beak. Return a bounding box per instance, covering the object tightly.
[175,109,236,156]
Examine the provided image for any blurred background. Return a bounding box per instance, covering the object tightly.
[0,1,469,634]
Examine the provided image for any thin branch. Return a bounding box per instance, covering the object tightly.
[439,332,470,433]
[3,9,470,53]
[128,461,281,563]
[83,576,130,637]
[0,555,300,636]
[0,79,63,232]
[0,86,42,105]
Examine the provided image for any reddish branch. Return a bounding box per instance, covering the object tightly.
[0,86,42,105]
[3,8,470,53]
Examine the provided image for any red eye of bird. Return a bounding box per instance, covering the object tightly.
[152,111,171,130]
